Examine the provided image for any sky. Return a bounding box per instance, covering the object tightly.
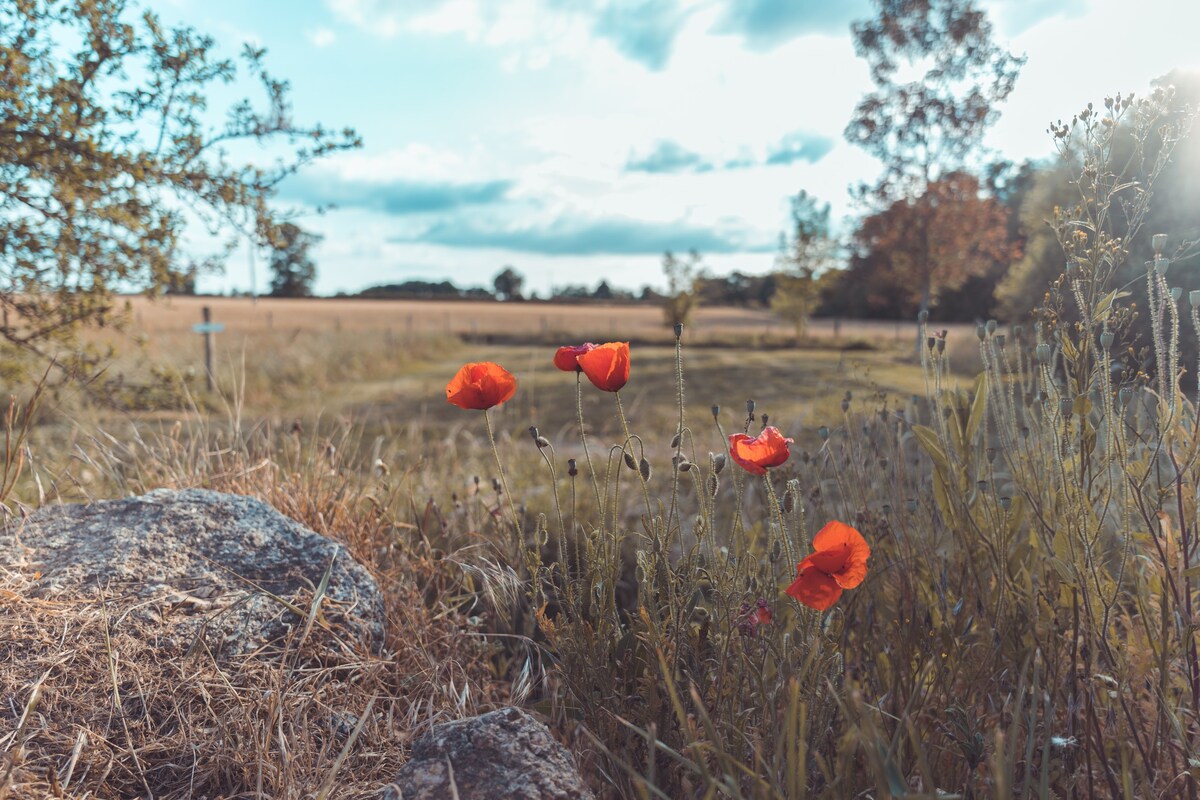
[156,0,1200,297]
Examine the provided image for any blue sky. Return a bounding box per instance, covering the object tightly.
[158,0,1200,297]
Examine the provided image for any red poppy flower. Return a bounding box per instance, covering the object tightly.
[728,427,793,475]
[785,521,870,611]
[577,342,630,392]
[754,604,772,625]
[553,343,596,372]
[445,361,517,410]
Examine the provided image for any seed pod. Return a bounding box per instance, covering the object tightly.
[1153,233,1168,254]
[492,477,502,493]
[986,319,997,335]
[976,324,986,341]
[707,473,718,498]
[1118,387,1133,407]
[674,322,684,338]
[1036,343,1052,364]
[761,413,769,426]
[770,539,782,562]
[936,338,946,355]
[677,460,692,472]
[906,499,918,513]
[746,399,756,414]
[528,425,540,442]
[670,432,681,448]
[917,309,929,324]
[1191,290,1200,308]
[841,398,851,412]
[1099,331,1113,350]
[818,426,829,441]
[567,458,578,477]
[999,495,1012,511]
[995,334,1006,348]
[639,457,651,481]
[927,337,937,351]
[624,451,637,470]
[782,489,795,513]
[711,404,720,419]
[881,503,891,514]
[1171,286,1182,302]
[712,453,726,474]
[1155,257,1170,276]
[976,480,988,492]
[1059,397,1073,417]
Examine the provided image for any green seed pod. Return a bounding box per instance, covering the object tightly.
[976,324,986,341]
[1099,331,1114,350]
[1036,343,1052,364]
[917,310,929,324]
[986,319,997,335]
[1153,233,1168,254]
[1171,286,1182,302]
[999,496,1012,511]
[995,334,1006,348]
[818,426,830,441]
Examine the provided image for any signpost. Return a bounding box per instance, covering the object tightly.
[192,306,225,391]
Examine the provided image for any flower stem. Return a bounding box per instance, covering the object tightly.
[577,372,604,516]
[615,391,653,521]
[484,409,522,541]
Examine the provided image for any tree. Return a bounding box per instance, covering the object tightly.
[0,0,358,380]
[770,191,838,336]
[493,266,524,301]
[267,223,320,297]
[851,171,1017,318]
[845,0,1024,317]
[661,250,703,328]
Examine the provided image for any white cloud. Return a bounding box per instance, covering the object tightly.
[307,27,338,47]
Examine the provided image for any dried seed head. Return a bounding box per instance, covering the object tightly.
[986,319,997,335]
[623,451,637,470]
[567,458,578,477]
[1099,331,1114,350]
[639,457,651,481]
[674,322,684,338]
[976,324,986,341]
[1153,233,1168,254]
[817,426,829,441]
[1036,343,1052,364]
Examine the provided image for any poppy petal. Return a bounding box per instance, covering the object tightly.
[813,521,870,588]
[728,426,793,475]
[445,362,517,410]
[577,342,630,392]
[785,567,843,611]
[554,343,596,372]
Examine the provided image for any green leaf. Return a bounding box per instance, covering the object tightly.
[911,424,949,474]
[965,372,988,445]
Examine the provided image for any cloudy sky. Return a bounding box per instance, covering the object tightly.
[160,0,1200,297]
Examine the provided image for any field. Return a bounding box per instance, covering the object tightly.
[7,289,1197,800]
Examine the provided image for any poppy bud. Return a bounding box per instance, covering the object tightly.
[917,310,929,324]
[927,337,936,351]
[761,413,769,427]
[677,460,692,472]
[1020,426,1030,439]
[999,495,1012,511]
[567,458,578,477]
[936,338,946,355]
[1153,233,1168,254]
[711,404,720,419]
[492,477,502,493]
[782,489,795,513]
[986,319,997,335]
[535,436,550,449]
[746,399,755,414]
[529,425,539,441]
[674,323,684,338]
[1100,331,1113,349]
[976,324,986,341]
[707,474,718,498]
[639,457,651,481]
[623,452,637,470]
[712,453,726,474]
[670,432,681,448]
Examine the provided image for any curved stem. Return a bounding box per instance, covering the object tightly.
[615,391,654,521]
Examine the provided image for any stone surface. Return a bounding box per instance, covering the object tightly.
[0,488,384,655]
[392,707,594,799]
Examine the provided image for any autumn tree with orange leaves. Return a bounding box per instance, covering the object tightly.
[851,171,1018,317]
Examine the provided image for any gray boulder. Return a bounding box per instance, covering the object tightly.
[390,707,594,799]
[0,488,384,655]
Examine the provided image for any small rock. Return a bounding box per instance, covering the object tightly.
[392,707,593,799]
[0,488,384,655]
